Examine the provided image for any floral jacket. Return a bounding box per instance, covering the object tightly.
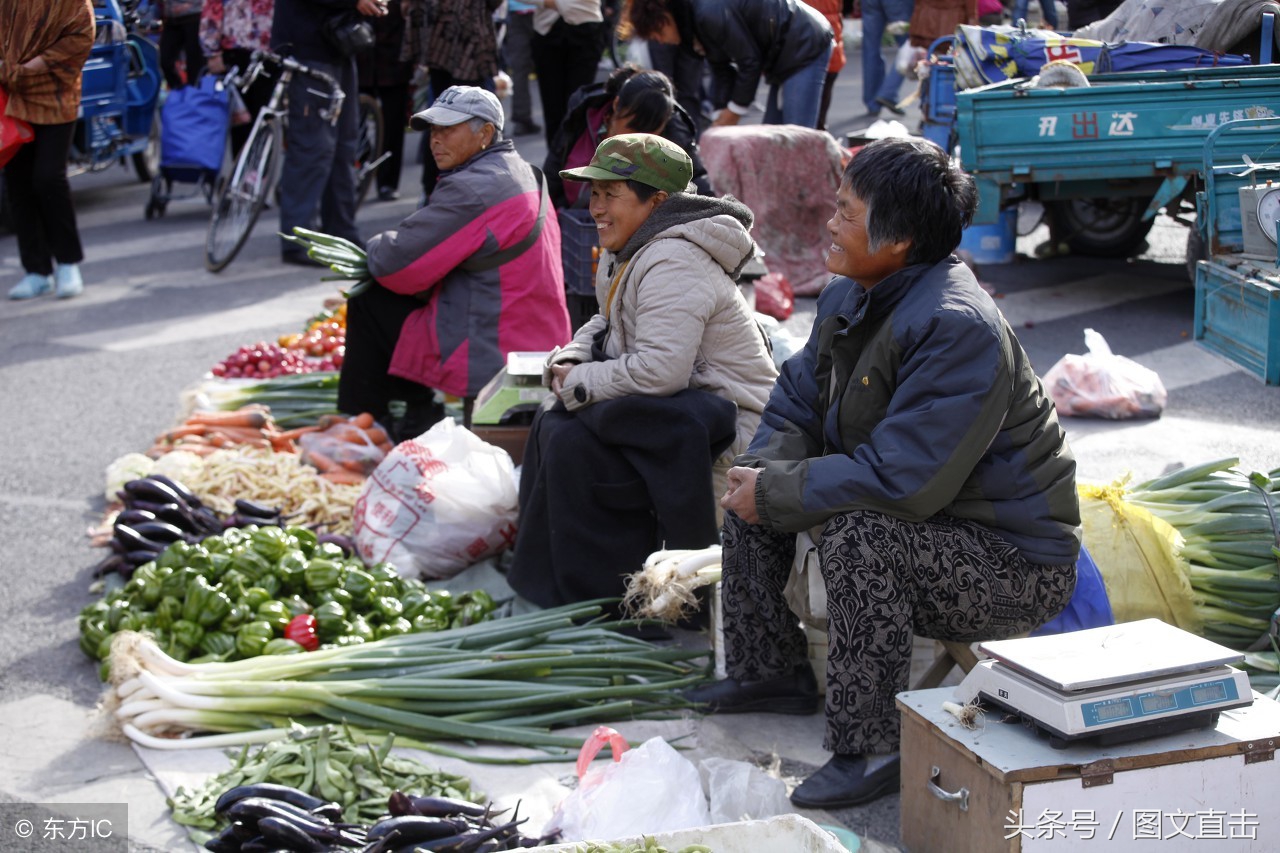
[199,0,274,55]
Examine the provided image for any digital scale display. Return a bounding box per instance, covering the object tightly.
[1081,678,1240,728]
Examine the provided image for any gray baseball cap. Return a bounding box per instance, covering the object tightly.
[410,86,504,132]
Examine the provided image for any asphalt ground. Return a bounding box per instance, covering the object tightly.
[2,26,1280,853]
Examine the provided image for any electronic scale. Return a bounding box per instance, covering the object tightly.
[470,351,554,426]
[952,619,1253,749]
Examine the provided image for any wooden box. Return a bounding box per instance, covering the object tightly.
[468,425,530,466]
[897,687,1280,852]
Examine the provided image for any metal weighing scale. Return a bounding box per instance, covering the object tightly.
[471,351,555,426]
[953,619,1253,749]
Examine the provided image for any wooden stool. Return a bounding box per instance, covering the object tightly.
[912,640,981,690]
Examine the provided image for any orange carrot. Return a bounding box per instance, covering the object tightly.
[317,414,349,430]
[277,426,322,441]
[306,449,338,472]
[352,412,375,430]
[163,424,211,441]
[186,409,270,429]
[364,427,388,446]
[321,469,365,485]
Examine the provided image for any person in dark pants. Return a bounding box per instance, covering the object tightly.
[646,40,707,132]
[2,0,95,300]
[504,0,541,136]
[340,86,571,439]
[271,0,384,265]
[686,138,1080,810]
[531,0,605,147]
[357,0,415,201]
[159,0,207,89]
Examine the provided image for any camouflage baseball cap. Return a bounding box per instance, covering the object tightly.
[560,133,692,194]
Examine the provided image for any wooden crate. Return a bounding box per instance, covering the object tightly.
[468,425,530,466]
[1194,258,1280,385]
[897,687,1280,852]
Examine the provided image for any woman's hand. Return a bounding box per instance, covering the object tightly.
[357,0,389,16]
[550,363,574,396]
[721,466,761,524]
[712,110,741,128]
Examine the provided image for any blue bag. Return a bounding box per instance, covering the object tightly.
[1031,543,1115,637]
[160,74,230,173]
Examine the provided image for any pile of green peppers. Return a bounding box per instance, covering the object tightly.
[78,525,497,677]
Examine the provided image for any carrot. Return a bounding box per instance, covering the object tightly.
[270,436,299,453]
[277,426,322,441]
[321,469,366,485]
[206,425,271,443]
[340,458,369,474]
[352,412,375,430]
[364,427,388,446]
[306,449,338,472]
[316,414,349,430]
[186,409,270,429]
[327,424,372,444]
[163,424,211,441]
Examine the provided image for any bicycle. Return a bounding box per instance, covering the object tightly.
[205,50,344,273]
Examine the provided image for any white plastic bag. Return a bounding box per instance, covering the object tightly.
[1042,328,1168,419]
[547,728,711,842]
[700,757,792,824]
[353,419,518,579]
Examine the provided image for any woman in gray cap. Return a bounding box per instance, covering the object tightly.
[337,85,572,441]
[507,132,778,612]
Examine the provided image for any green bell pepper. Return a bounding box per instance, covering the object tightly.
[182,576,232,628]
[399,589,430,621]
[263,638,306,655]
[286,526,318,557]
[376,617,412,639]
[159,566,200,600]
[230,546,273,582]
[127,563,165,608]
[348,614,376,643]
[304,559,343,593]
[313,542,346,562]
[367,562,399,584]
[317,587,354,611]
[155,540,193,571]
[241,586,273,611]
[235,620,275,657]
[281,594,312,617]
[198,630,236,658]
[374,596,404,621]
[78,618,111,660]
[411,606,449,633]
[274,550,309,591]
[249,526,291,562]
[171,619,204,650]
[341,567,375,603]
[105,598,133,632]
[153,596,183,630]
[256,600,291,633]
[311,600,347,641]
[221,601,251,630]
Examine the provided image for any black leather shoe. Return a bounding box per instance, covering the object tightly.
[281,250,325,268]
[682,664,819,715]
[790,753,901,809]
[875,96,906,116]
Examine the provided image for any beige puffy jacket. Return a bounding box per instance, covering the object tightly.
[549,194,779,487]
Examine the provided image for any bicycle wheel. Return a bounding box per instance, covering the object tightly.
[354,93,384,208]
[206,116,282,272]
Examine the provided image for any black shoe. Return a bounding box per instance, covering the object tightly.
[682,664,819,715]
[790,753,901,809]
[377,186,400,202]
[512,119,542,137]
[281,250,325,268]
[875,96,906,116]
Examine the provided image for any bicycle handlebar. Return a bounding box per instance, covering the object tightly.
[240,49,346,125]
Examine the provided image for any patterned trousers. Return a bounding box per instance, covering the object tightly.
[719,510,1075,755]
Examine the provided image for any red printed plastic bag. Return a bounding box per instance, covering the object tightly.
[1043,328,1167,419]
[546,727,711,842]
[0,88,35,169]
[353,419,518,578]
[754,272,795,321]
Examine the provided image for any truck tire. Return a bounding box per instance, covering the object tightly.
[132,107,161,182]
[1049,197,1155,258]
[1186,224,1206,283]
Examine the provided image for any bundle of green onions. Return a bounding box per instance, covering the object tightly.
[189,372,341,429]
[282,227,374,299]
[105,602,708,759]
[1124,458,1280,651]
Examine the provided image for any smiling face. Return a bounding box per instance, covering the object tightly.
[826,182,912,288]
[429,121,492,171]
[589,180,666,253]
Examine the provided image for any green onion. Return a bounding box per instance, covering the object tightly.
[108,601,708,758]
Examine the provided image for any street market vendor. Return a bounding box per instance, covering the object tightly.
[686,137,1081,809]
[337,86,572,441]
[506,133,778,610]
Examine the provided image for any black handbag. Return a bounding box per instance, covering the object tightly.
[322,12,376,57]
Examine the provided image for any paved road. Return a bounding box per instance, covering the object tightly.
[3,36,1280,853]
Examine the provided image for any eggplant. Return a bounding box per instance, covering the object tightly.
[123,477,187,507]
[402,818,527,853]
[215,783,333,816]
[225,799,363,847]
[398,795,496,819]
[310,802,344,823]
[148,473,203,508]
[235,498,282,519]
[90,553,127,578]
[113,525,166,553]
[129,520,191,543]
[124,549,163,566]
[255,816,327,852]
[203,824,242,853]
[114,508,159,528]
[365,815,469,843]
[236,837,277,853]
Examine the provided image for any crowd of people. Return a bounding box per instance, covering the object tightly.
[3,0,1098,815]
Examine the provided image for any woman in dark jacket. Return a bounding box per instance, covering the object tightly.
[544,65,713,209]
[628,0,833,129]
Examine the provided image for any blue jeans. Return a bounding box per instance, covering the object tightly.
[1013,0,1059,29]
[861,0,913,114]
[279,57,361,253]
[763,44,834,128]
